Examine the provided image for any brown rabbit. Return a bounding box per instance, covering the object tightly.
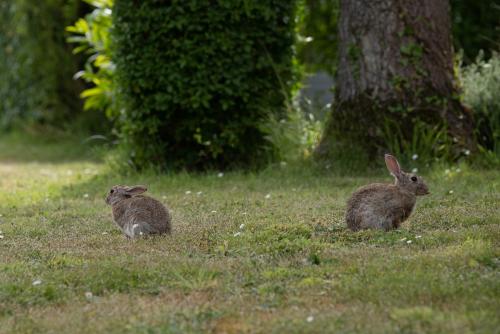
[346,154,429,231]
[105,185,171,238]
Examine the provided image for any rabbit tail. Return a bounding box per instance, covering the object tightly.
[123,221,157,238]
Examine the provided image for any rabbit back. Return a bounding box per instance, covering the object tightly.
[112,195,171,236]
[346,183,416,231]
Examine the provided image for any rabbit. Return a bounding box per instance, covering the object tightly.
[345,154,429,231]
[105,185,171,238]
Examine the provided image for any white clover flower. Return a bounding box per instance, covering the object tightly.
[412,154,418,160]
[233,232,241,237]
[400,237,407,241]
[85,291,93,300]
[306,316,314,322]
[83,193,89,198]
[0,235,4,239]
[445,169,450,174]
[211,210,217,214]
[239,224,245,230]
[415,235,422,239]
[217,172,224,178]
[464,149,471,156]
[412,168,418,173]
[162,195,167,200]
[406,240,412,244]
[265,194,271,199]
[304,36,313,42]
[455,168,461,173]
[32,279,42,286]
[185,190,191,195]
[197,191,203,195]
[449,190,454,194]
[242,212,248,215]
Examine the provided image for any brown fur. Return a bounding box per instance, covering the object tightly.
[345,155,429,231]
[105,185,171,238]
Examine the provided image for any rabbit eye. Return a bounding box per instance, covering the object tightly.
[110,189,114,193]
[411,176,417,182]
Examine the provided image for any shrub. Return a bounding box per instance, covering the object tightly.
[381,119,453,167]
[66,0,115,118]
[460,52,500,164]
[112,0,298,170]
[261,97,322,164]
[0,0,83,128]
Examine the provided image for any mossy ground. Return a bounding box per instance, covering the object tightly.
[0,132,498,333]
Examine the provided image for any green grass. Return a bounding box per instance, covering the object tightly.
[0,132,498,334]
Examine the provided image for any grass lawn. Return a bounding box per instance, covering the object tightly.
[0,132,499,333]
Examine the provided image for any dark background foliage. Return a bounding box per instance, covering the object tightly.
[451,0,500,63]
[112,0,298,170]
[0,0,86,129]
[297,0,340,75]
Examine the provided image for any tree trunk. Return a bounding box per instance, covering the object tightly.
[316,0,475,161]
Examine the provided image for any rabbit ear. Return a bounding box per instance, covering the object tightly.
[384,154,401,178]
[124,185,147,195]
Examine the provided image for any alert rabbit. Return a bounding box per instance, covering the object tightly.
[105,185,171,238]
[345,154,429,231]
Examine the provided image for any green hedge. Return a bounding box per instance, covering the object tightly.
[112,0,298,170]
[0,0,83,128]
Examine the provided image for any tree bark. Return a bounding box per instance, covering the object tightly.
[316,0,475,160]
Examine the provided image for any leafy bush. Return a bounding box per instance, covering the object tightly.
[66,0,115,118]
[261,97,322,164]
[460,52,500,164]
[381,119,453,167]
[112,1,298,170]
[0,0,83,128]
